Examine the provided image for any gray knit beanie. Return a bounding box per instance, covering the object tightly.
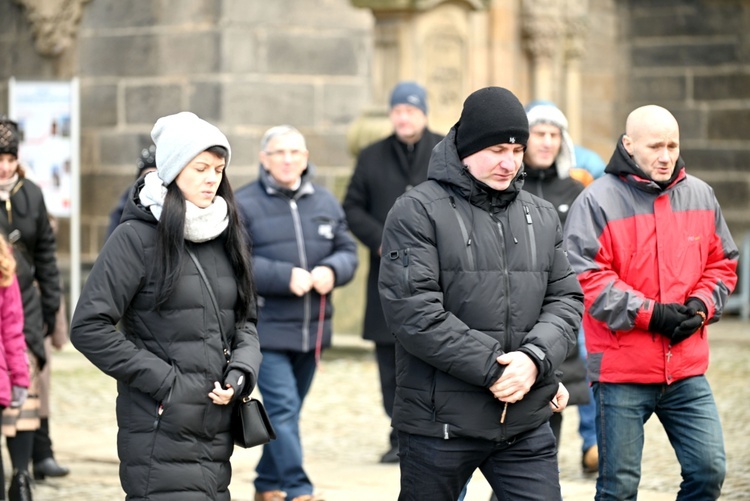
[150,112,231,185]
[525,101,576,179]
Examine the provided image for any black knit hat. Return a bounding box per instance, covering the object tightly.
[455,87,529,159]
[136,144,157,178]
[0,116,19,158]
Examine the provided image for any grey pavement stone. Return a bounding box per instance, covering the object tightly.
[18,319,750,500]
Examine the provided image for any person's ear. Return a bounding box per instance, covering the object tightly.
[622,134,634,156]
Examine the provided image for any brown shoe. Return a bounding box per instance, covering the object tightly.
[582,445,598,474]
[290,495,325,501]
[255,491,286,501]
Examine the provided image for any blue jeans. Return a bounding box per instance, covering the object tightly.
[578,387,597,452]
[398,424,561,501]
[593,376,725,500]
[254,349,317,499]
[577,329,597,452]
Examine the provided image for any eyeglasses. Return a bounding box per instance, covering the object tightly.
[264,149,305,159]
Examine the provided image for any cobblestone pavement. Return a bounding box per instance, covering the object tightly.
[14,319,750,500]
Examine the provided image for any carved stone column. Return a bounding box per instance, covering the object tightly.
[12,0,92,77]
[564,0,589,143]
[522,0,565,103]
[348,0,490,157]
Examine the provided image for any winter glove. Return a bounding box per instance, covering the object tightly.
[10,386,28,408]
[648,302,693,337]
[671,298,708,345]
[685,298,708,318]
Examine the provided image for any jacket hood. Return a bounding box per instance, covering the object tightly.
[604,134,686,193]
[428,127,525,211]
[121,176,158,226]
[258,161,316,199]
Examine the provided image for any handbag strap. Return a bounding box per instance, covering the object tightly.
[186,247,231,361]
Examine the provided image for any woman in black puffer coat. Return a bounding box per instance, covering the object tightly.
[71,112,262,501]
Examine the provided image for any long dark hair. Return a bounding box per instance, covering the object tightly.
[153,146,255,323]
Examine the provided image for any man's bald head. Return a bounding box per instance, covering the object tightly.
[625,105,679,140]
[622,105,680,183]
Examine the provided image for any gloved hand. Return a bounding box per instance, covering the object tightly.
[671,298,708,345]
[648,302,693,337]
[10,386,28,408]
[685,298,708,318]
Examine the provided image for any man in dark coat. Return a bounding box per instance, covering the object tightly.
[379,87,583,500]
[343,81,443,463]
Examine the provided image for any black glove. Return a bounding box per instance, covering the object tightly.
[671,298,708,345]
[685,298,708,318]
[648,302,692,337]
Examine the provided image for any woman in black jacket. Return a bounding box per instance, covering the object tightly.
[0,117,62,501]
[71,112,262,501]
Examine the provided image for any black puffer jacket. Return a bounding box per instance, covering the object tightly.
[379,128,583,441]
[0,176,60,367]
[71,180,262,501]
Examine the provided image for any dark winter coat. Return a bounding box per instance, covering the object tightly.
[343,130,443,344]
[235,164,358,353]
[522,165,589,405]
[71,180,262,501]
[0,176,60,367]
[378,128,583,441]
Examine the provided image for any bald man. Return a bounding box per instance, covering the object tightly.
[564,105,738,500]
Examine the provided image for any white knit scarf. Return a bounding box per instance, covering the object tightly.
[0,173,19,202]
[139,171,229,242]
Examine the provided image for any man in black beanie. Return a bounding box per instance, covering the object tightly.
[378,87,583,500]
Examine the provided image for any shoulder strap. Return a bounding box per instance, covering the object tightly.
[186,247,231,360]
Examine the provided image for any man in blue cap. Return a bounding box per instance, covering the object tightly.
[343,81,444,463]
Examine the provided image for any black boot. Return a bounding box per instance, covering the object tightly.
[8,471,32,501]
[32,457,70,481]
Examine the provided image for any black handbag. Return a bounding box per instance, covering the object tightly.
[186,248,276,448]
[232,396,277,448]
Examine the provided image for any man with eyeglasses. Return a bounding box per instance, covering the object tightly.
[343,81,444,464]
[235,125,358,501]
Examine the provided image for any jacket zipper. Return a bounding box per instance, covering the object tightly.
[524,205,537,269]
[450,196,475,269]
[496,221,513,354]
[290,199,311,351]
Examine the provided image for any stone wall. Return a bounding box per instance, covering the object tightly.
[1,0,749,331]
[613,0,750,239]
[74,0,372,256]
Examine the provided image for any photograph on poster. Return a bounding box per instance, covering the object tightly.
[11,81,73,217]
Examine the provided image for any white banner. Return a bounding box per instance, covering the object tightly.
[9,77,81,309]
[9,80,75,217]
